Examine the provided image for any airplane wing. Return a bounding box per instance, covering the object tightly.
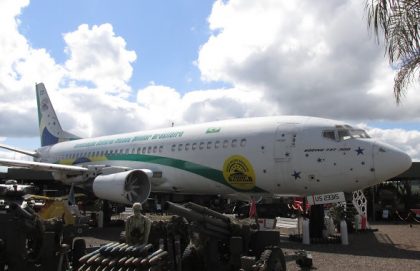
[0,158,88,173]
[23,193,86,201]
[0,144,38,158]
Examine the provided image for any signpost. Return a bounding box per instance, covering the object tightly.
[307,192,345,205]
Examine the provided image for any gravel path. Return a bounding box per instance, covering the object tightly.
[80,221,420,270]
[282,222,420,271]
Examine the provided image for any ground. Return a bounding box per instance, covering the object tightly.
[281,223,420,271]
[78,220,420,270]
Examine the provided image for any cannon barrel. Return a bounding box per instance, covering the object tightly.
[165,201,230,230]
[185,202,231,223]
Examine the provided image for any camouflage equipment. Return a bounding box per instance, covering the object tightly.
[165,201,286,271]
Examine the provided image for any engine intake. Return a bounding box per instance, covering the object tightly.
[92,170,151,204]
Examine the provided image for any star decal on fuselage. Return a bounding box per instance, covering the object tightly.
[355,147,364,155]
[292,171,301,180]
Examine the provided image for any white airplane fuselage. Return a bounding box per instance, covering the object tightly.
[35,116,411,198]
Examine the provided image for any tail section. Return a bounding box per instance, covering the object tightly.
[36,83,81,146]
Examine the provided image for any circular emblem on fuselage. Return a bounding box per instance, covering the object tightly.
[223,155,256,190]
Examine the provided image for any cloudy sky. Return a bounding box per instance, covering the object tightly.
[0,0,419,161]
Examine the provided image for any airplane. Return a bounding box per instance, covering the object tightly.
[0,83,412,205]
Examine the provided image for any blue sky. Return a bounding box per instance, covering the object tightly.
[0,0,419,160]
[19,0,228,94]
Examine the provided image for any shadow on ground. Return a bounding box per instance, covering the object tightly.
[280,224,420,261]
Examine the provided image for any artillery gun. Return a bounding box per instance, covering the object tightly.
[0,202,77,271]
[165,201,286,271]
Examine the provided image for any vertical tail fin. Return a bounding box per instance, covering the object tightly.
[36,83,81,146]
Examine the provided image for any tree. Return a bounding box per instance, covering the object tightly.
[366,0,419,103]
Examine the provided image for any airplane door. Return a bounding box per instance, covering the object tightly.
[274,125,296,162]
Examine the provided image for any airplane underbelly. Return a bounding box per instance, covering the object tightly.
[154,167,233,194]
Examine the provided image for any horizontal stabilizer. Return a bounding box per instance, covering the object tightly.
[0,144,39,158]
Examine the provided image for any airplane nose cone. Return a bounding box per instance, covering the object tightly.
[373,141,412,181]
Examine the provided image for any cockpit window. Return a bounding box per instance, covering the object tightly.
[323,127,371,141]
[338,129,352,140]
[349,129,371,139]
[323,130,336,140]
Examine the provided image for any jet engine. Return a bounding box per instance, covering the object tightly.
[92,169,151,204]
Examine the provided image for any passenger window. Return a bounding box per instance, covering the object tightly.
[185,143,190,151]
[240,138,247,147]
[137,147,141,154]
[147,146,152,153]
[215,140,220,149]
[171,144,176,152]
[232,139,238,148]
[223,140,229,148]
[207,141,212,149]
[159,146,163,153]
[192,143,197,150]
[178,144,183,151]
[199,142,205,150]
[125,148,129,154]
[153,146,157,153]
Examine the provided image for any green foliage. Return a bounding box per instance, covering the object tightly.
[366,0,420,102]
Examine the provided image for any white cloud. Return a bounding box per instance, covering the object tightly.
[136,84,280,127]
[0,0,418,163]
[368,127,420,161]
[0,0,62,137]
[0,6,138,138]
[198,0,420,121]
[64,24,137,96]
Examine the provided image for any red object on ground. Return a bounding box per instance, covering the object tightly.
[249,198,257,218]
[410,209,420,218]
[361,215,367,229]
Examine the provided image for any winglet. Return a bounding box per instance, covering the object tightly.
[36,83,81,146]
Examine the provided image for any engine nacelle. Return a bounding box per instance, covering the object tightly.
[92,170,151,204]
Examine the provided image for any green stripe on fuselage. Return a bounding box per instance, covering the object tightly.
[108,154,267,193]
